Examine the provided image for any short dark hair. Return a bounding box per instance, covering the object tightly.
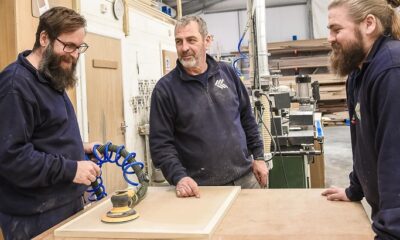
[33,7,86,50]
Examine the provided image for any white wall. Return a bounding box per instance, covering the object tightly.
[312,0,329,38]
[75,0,175,167]
[202,4,310,55]
[122,9,175,166]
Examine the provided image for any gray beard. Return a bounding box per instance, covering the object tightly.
[179,56,197,69]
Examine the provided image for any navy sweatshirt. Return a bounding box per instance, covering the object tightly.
[345,36,400,239]
[149,55,264,186]
[0,51,87,216]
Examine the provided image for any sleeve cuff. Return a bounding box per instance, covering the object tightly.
[252,147,264,160]
[345,186,364,201]
[63,159,78,182]
[171,171,188,186]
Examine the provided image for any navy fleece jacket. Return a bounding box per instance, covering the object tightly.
[346,36,400,239]
[149,55,263,186]
[0,51,87,216]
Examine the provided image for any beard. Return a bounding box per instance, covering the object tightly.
[179,54,198,69]
[329,29,366,77]
[39,43,78,91]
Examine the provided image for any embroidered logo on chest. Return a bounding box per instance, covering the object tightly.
[215,79,228,89]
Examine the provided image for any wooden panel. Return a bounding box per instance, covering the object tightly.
[0,0,17,70]
[35,189,374,240]
[54,186,240,239]
[15,1,39,52]
[15,0,73,52]
[92,59,118,69]
[162,50,177,75]
[310,140,325,188]
[66,88,77,111]
[84,33,126,194]
[213,189,374,240]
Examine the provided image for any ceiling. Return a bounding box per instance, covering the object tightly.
[162,0,308,15]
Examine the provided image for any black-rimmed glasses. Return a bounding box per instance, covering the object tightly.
[56,38,89,53]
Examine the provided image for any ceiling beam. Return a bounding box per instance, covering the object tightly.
[181,0,226,15]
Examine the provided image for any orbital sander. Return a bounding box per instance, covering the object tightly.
[101,189,140,223]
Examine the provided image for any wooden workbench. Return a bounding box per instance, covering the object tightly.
[35,188,374,240]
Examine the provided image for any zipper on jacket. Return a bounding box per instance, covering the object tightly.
[204,78,215,104]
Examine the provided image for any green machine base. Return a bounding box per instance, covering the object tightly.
[269,155,309,188]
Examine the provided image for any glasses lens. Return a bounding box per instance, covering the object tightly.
[64,45,77,53]
[78,44,89,53]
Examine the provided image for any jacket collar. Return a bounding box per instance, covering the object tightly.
[176,54,220,81]
[362,35,389,67]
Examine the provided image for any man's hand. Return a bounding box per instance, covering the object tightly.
[73,161,101,186]
[176,177,200,198]
[321,186,350,201]
[253,160,269,188]
[83,141,102,155]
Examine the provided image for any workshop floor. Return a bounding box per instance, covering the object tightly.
[324,125,352,188]
[323,125,372,221]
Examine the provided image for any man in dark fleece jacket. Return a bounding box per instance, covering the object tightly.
[322,0,400,239]
[0,7,100,239]
[150,16,268,198]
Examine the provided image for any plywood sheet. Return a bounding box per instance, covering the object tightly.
[213,189,374,240]
[54,186,240,239]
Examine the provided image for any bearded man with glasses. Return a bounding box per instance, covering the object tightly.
[0,7,100,239]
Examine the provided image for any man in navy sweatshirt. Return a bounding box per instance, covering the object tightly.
[321,0,400,238]
[0,7,100,239]
[150,16,268,198]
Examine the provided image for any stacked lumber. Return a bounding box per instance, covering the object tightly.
[240,38,331,55]
[321,111,349,126]
[269,55,329,70]
[267,38,331,54]
[233,39,349,123]
[265,39,348,121]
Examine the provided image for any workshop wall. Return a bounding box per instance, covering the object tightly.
[202,4,310,55]
[122,7,175,182]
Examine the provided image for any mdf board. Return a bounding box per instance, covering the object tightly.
[213,189,374,240]
[162,50,177,75]
[54,186,240,239]
[84,33,127,194]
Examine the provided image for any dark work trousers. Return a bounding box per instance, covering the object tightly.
[0,197,83,240]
